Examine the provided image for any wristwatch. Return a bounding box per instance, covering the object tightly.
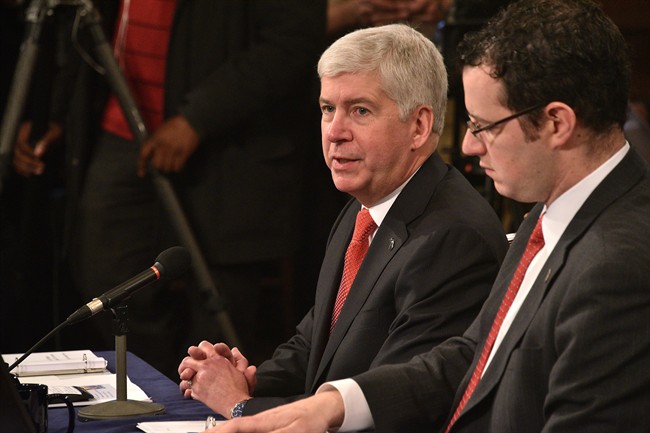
[230,398,251,418]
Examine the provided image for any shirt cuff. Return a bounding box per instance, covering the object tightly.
[316,379,374,432]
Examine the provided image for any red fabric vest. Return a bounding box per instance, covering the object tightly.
[101,0,177,140]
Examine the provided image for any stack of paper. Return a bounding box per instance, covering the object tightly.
[24,371,151,407]
[2,350,108,376]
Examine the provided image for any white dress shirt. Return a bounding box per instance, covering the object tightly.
[364,168,416,241]
[322,143,630,432]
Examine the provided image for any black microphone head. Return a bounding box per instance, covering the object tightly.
[154,246,191,279]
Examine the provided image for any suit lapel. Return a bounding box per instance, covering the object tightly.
[462,149,648,415]
[308,154,448,390]
[308,200,359,383]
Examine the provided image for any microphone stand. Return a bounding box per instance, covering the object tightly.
[1,0,241,359]
[78,305,165,420]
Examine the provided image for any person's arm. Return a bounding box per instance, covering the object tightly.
[139,0,325,174]
[210,388,345,433]
[351,336,473,432]
[319,379,374,432]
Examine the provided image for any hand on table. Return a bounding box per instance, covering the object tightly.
[178,341,257,417]
[205,389,345,433]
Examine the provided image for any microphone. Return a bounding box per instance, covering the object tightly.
[65,246,191,325]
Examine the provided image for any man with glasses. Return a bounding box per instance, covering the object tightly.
[206,0,650,431]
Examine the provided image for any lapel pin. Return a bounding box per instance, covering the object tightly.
[544,268,551,283]
[389,238,395,250]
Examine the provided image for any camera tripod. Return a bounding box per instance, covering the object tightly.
[0,0,241,418]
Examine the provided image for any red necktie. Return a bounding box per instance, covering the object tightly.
[330,208,377,333]
[445,216,545,432]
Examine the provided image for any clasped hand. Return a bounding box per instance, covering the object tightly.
[178,341,257,418]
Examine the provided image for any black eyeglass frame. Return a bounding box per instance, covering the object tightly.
[466,103,547,137]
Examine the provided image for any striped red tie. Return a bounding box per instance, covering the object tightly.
[445,216,545,432]
[330,208,377,333]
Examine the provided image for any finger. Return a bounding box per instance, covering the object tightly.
[198,340,219,355]
[231,347,248,369]
[17,121,32,146]
[179,357,204,375]
[13,143,44,176]
[244,365,257,394]
[214,342,235,362]
[188,342,213,359]
[178,356,190,375]
[232,348,251,374]
[33,140,48,158]
[150,145,165,172]
[14,159,39,177]
[178,366,196,380]
[137,141,154,177]
[187,346,210,361]
[170,150,186,173]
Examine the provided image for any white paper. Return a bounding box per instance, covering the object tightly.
[19,371,150,406]
[2,350,108,376]
[137,420,222,432]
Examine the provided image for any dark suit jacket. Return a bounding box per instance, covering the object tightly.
[356,149,650,433]
[244,153,509,414]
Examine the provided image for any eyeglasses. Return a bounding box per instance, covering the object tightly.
[466,103,546,139]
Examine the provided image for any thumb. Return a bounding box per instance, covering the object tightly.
[33,140,48,157]
[244,365,257,394]
[138,141,154,177]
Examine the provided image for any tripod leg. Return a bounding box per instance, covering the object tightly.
[74,0,242,348]
[0,0,50,192]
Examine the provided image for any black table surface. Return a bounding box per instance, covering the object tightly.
[47,351,216,433]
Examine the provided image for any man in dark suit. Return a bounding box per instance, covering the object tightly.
[206,1,650,432]
[178,24,508,419]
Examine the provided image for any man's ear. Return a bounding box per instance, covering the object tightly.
[411,105,434,150]
[544,102,576,149]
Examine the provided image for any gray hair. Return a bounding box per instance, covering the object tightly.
[318,24,448,134]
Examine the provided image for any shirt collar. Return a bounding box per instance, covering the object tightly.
[542,142,629,252]
[363,168,419,228]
